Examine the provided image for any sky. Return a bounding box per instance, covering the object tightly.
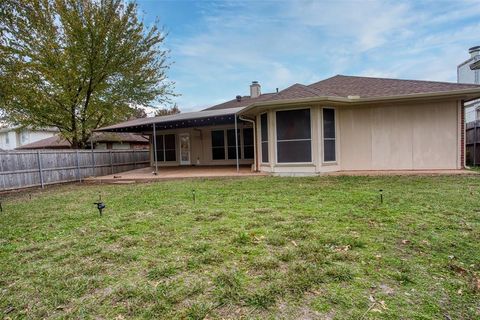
[136,0,480,113]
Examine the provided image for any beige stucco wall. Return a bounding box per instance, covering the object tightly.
[253,99,461,174]
[147,124,254,167]
[339,100,460,170]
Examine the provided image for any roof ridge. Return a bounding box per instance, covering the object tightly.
[313,74,480,87]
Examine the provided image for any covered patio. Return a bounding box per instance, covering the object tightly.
[86,165,265,183]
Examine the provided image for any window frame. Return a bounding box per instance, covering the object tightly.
[155,133,177,163]
[260,113,269,163]
[210,127,253,161]
[242,127,254,160]
[274,107,313,164]
[322,107,337,164]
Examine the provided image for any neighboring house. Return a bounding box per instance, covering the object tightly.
[16,132,149,150]
[0,126,58,150]
[96,75,480,175]
[458,46,480,122]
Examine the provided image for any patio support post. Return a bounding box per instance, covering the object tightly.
[153,123,158,174]
[235,114,239,172]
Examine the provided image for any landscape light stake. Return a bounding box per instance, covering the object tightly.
[94,193,106,216]
[192,189,196,204]
[0,201,2,212]
[379,189,383,204]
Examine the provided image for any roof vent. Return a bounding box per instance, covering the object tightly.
[469,46,480,58]
[236,95,242,102]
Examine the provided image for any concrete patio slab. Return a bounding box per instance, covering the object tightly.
[85,165,266,183]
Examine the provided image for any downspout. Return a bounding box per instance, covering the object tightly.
[239,115,257,172]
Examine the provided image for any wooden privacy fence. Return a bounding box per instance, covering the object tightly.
[0,149,150,190]
[466,120,480,166]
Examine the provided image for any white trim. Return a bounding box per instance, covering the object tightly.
[274,107,314,165]
[321,107,338,164]
[260,112,269,164]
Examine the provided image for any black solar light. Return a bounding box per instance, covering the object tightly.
[192,189,196,204]
[379,189,383,204]
[0,201,2,212]
[93,193,106,216]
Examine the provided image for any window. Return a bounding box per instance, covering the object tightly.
[5,133,9,144]
[155,134,176,162]
[227,129,241,160]
[323,108,336,162]
[20,131,29,143]
[276,109,311,163]
[260,113,269,162]
[211,128,252,160]
[211,130,225,160]
[243,128,254,159]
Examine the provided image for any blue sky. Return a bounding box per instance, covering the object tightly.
[136,0,480,112]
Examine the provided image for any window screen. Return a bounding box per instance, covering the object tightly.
[155,134,176,162]
[227,129,241,160]
[211,130,225,160]
[323,108,336,162]
[261,113,269,163]
[276,109,311,163]
[243,128,254,159]
[164,134,176,161]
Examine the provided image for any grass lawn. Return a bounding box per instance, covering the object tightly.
[1,176,480,319]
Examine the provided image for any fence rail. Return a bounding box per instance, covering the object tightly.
[0,149,150,191]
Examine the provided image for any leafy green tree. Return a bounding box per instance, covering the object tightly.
[0,0,174,148]
[155,103,180,117]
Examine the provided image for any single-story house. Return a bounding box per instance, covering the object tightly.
[16,132,149,150]
[96,75,480,175]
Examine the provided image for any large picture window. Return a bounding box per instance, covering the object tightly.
[211,130,225,160]
[243,128,254,159]
[323,108,336,162]
[227,129,241,160]
[260,113,269,163]
[155,134,176,162]
[276,109,311,163]
[211,128,251,160]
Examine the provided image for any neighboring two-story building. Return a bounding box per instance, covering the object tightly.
[458,46,480,122]
[0,126,58,150]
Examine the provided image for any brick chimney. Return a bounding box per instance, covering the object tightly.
[250,81,261,98]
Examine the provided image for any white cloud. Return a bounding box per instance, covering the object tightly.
[158,0,480,111]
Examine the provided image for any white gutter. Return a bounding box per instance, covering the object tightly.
[238,88,480,115]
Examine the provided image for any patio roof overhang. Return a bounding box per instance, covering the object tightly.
[95,107,246,133]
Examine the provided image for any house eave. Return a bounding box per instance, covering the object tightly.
[238,88,480,116]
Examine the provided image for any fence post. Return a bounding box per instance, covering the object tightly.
[75,150,81,182]
[91,149,95,177]
[110,150,113,174]
[37,150,44,188]
[133,149,136,169]
[0,153,5,190]
[474,121,478,167]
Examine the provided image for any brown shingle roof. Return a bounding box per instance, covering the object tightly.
[306,75,480,99]
[206,75,480,109]
[203,93,276,111]
[16,132,148,149]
